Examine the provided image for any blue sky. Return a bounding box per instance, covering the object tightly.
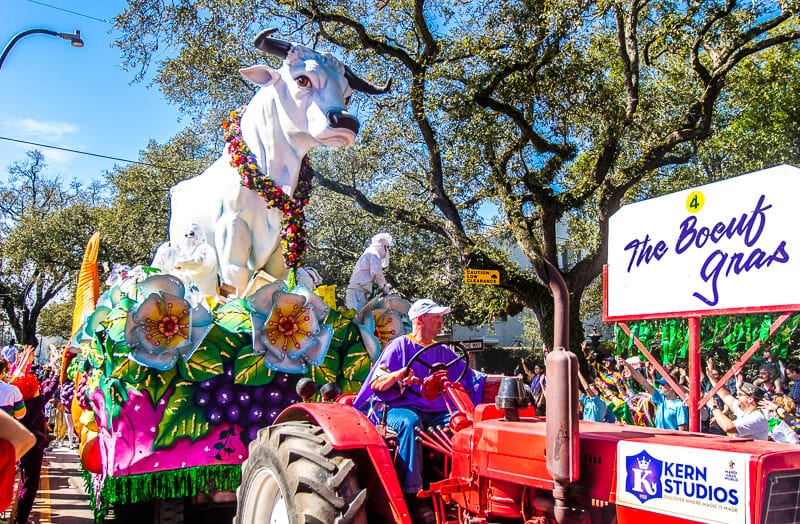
[0,0,185,186]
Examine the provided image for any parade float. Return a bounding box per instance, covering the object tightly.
[60,30,399,521]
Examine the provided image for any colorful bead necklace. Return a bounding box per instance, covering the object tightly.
[221,107,312,272]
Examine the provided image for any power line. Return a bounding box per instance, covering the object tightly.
[0,136,198,175]
[24,0,112,24]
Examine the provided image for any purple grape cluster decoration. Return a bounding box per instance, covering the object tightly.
[193,364,301,446]
[60,380,75,410]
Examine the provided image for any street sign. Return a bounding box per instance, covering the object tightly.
[464,268,500,285]
[458,339,484,352]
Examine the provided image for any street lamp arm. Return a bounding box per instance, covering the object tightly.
[0,28,83,71]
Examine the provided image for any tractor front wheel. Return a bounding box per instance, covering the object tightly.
[234,421,367,524]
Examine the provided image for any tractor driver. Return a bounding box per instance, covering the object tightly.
[353,298,483,524]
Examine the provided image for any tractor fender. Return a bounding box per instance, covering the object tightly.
[274,402,413,523]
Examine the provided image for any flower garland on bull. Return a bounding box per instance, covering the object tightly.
[222,106,311,289]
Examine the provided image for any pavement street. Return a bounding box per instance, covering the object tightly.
[27,445,94,524]
[5,445,236,524]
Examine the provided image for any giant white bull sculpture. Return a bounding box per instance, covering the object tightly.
[166,29,389,296]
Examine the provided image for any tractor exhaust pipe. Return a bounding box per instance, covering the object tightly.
[538,258,581,524]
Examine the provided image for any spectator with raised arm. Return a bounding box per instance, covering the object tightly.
[617,356,688,431]
[759,394,800,444]
[578,370,615,423]
[705,358,768,440]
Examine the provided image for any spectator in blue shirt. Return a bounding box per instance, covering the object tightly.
[578,371,615,423]
[618,358,688,430]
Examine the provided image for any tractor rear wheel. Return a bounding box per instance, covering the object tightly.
[234,421,367,524]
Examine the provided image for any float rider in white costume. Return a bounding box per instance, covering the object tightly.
[173,224,218,297]
[346,233,394,311]
[151,224,218,297]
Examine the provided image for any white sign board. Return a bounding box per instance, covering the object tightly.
[616,441,751,524]
[605,165,800,320]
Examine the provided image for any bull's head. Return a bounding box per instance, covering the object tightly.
[241,29,391,148]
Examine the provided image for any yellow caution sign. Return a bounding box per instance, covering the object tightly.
[464,269,500,285]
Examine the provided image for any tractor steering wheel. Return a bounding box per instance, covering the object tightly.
[404,341,469,395]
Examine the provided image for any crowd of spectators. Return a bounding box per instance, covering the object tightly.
[0,342,72,523]
[573,342,800,444]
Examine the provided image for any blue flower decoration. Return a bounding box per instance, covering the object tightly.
[247,281,333,373]
[123,274,213,370]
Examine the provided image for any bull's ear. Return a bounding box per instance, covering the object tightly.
[239,65,281,88]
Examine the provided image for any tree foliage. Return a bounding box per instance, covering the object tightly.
[113,1,800,355]
[0,150,102,344]
[98,129,215,267]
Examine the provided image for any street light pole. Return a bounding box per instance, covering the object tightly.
[0,28,84,71]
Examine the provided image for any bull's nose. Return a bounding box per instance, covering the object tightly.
[327,110,360,134]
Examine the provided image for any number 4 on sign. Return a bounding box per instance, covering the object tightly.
[686,191,705,214]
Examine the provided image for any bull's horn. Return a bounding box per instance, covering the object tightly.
[254,28,291,59]
[344,65,392,95]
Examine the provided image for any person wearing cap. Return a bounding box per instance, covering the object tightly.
[345,233,395,312]
[354,298,482,524]
[705,360,769,440]
[617,357,688,430]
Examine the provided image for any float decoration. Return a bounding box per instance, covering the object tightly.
[68,28,398,520]
[223,106,313,276]
[247,280,333,373]
[123,274,214,371]
[82,465,242,522]
[614,313,800,362]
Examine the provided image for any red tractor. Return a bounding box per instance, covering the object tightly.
[233,345,800,524]
[233,263,800,524]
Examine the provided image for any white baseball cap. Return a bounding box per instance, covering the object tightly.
[408,299,451,320]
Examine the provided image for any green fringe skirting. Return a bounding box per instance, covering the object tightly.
[82,465,241,522]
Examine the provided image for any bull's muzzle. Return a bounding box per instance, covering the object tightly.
[327,110,360,134]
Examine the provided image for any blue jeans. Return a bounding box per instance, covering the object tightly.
[385,407,449,493]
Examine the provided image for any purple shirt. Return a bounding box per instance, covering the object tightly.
[353,335,484,417]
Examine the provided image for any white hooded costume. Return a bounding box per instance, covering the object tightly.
[152,223,218,297]
[346,233,394,311]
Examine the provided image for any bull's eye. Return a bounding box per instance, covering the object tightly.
[344,96,351,106]
[296,76,311,88]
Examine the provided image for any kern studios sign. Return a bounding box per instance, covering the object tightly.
[605,164,800,320]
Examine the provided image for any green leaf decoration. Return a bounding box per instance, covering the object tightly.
[337,378,363,395]
[66,355,84,382]
[341,342,372,382]
[177,345,224,383]
[615,313,800,364]
[101,377,130,422]
[155,380,210,449]
[102,298,136,342]
[111,358,148,384]
[201,326,248,362]
[306,348,339,386]
[141,367,178,405]
[83,338,105,369]
[214,299,252,334]
[328,309,357,347]
[234,346,274,386]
